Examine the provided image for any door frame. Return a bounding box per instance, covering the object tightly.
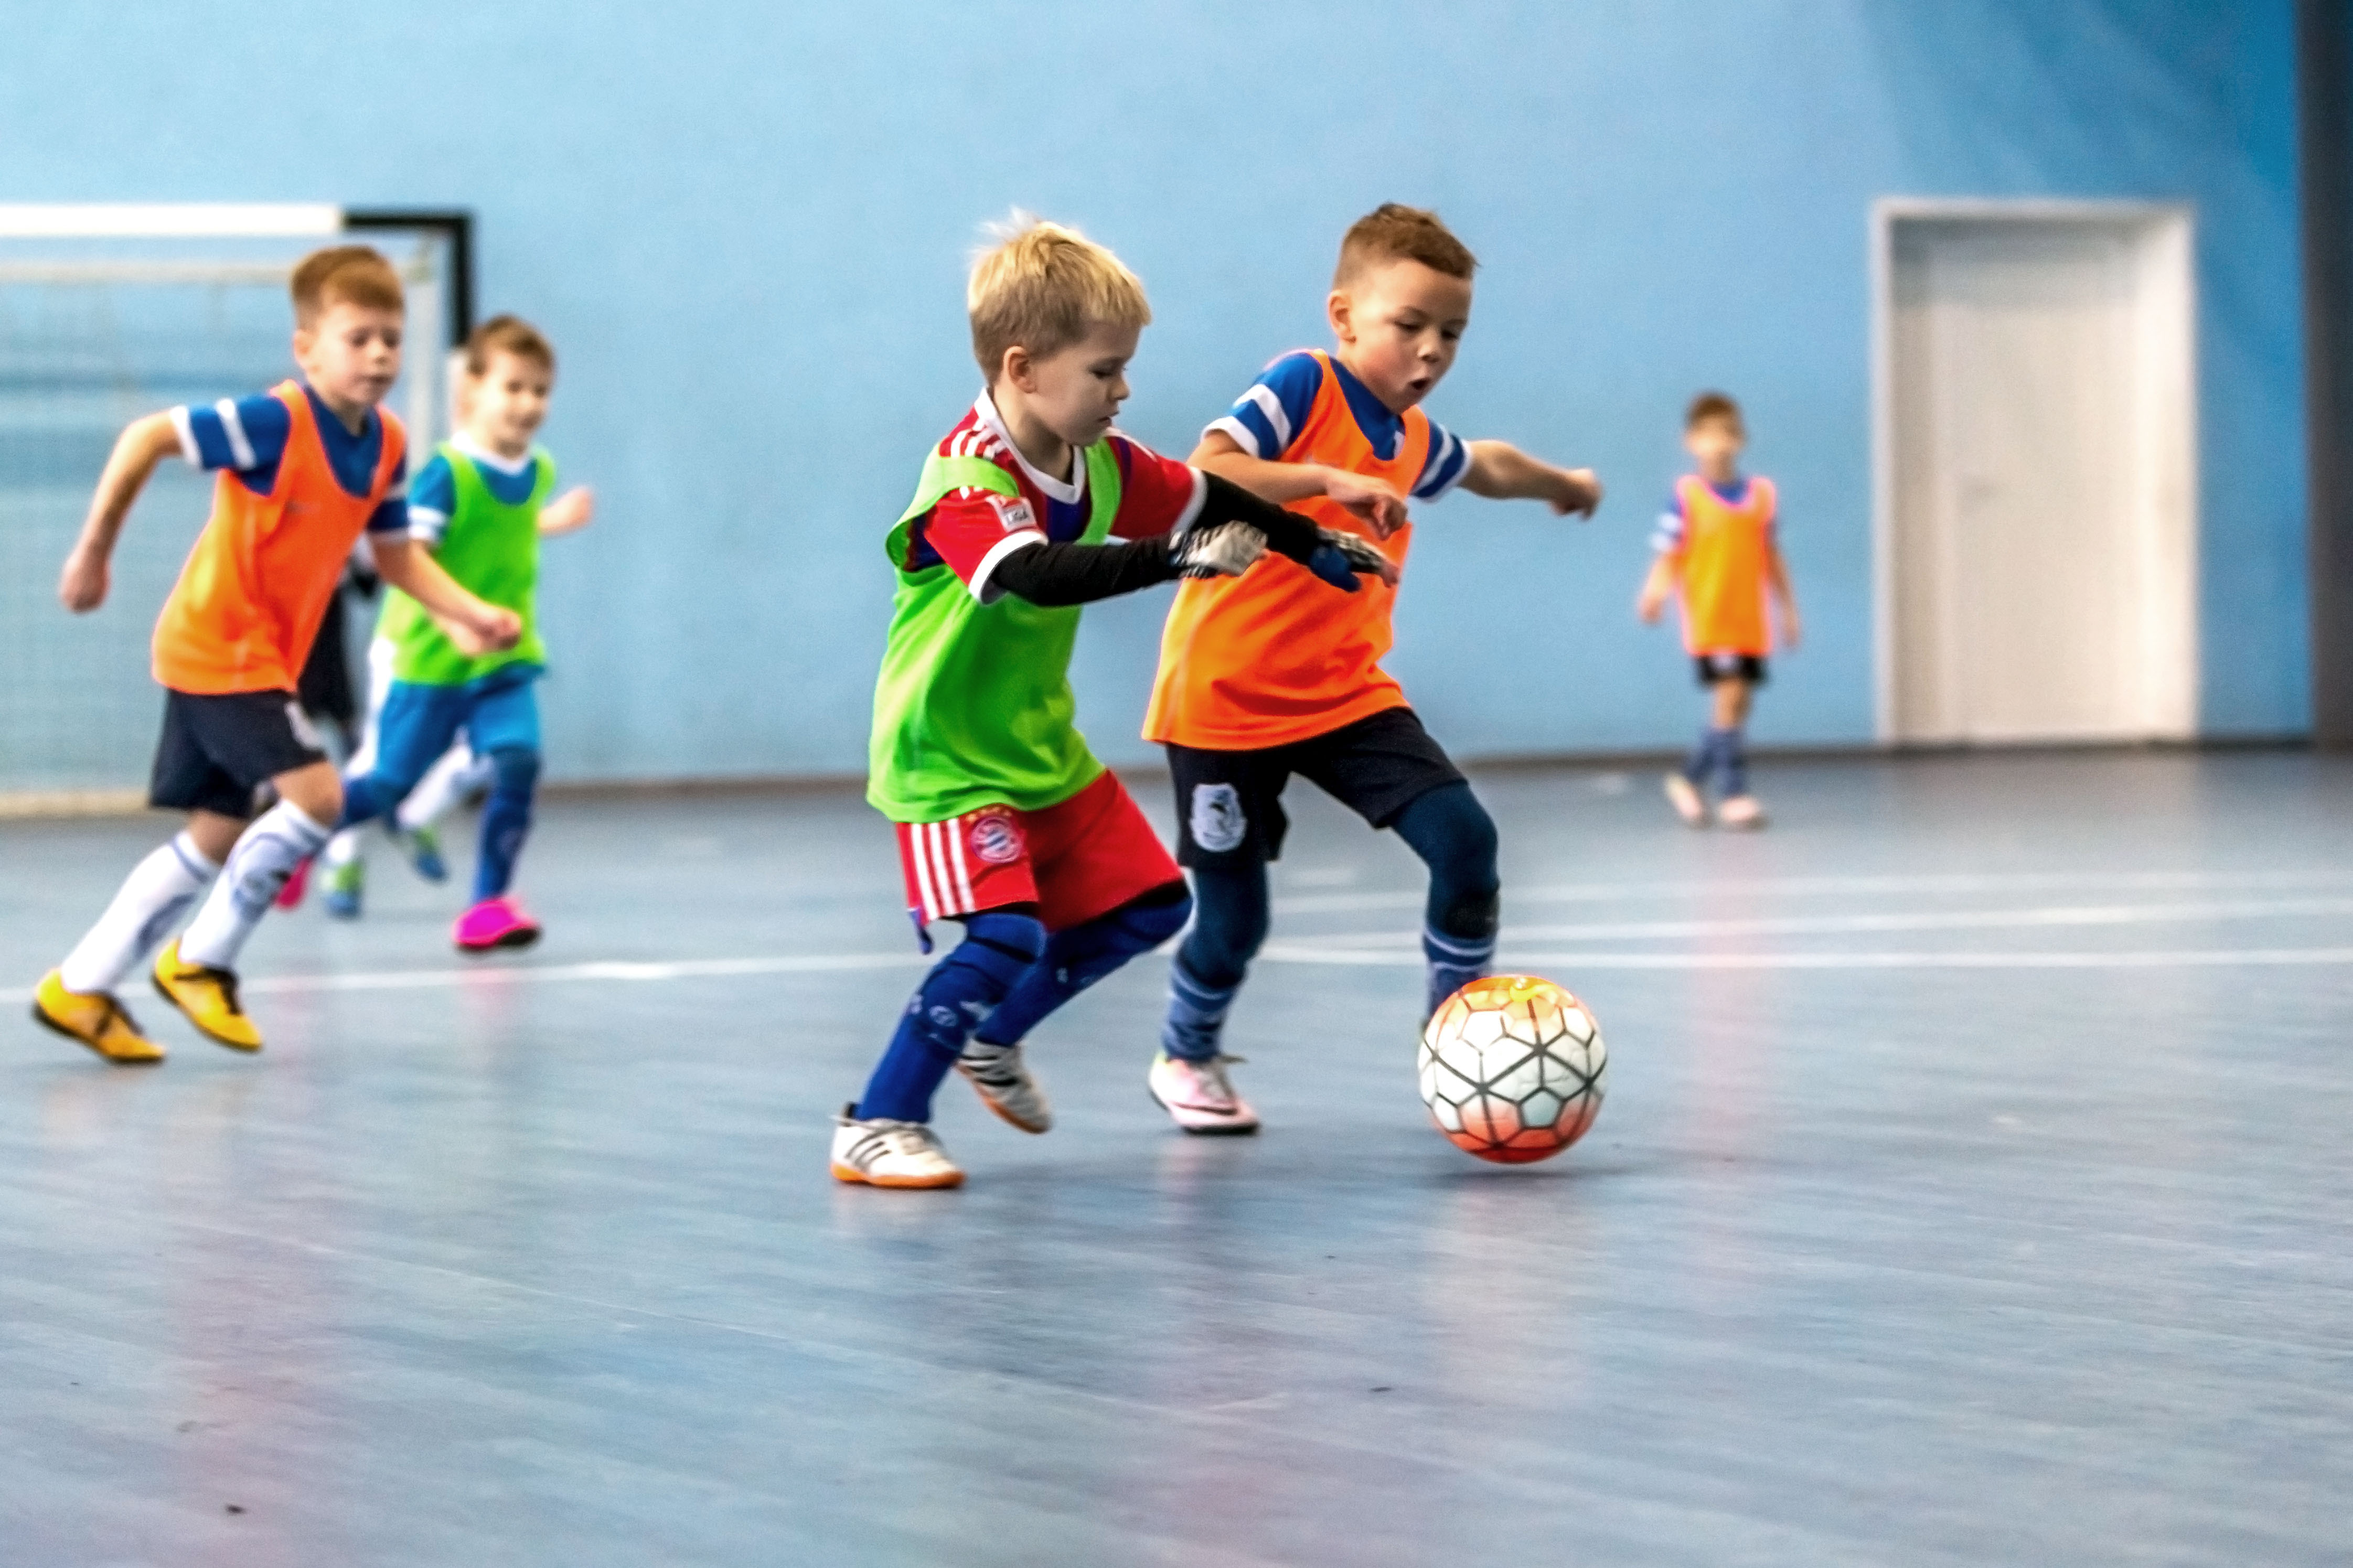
[1868,197,2200,743]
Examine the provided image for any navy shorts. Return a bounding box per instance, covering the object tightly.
[149,689,329,818]
[1694,652,1768,686]
[1164,706,1466,867]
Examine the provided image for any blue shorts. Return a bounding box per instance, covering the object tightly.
[369,668,542,795]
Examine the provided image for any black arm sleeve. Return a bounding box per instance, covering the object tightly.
[1194,471,1328,564]
[989,535,1180,608]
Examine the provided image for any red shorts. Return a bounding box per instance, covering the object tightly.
[895,770,1179,933]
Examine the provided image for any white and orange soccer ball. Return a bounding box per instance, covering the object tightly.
[1418,975,1607,1164]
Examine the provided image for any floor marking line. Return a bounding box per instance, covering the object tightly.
[0,950,930,1005]
[1258,945,2353,971]
[1270,869,2353,915]
[1281,896,2353,948]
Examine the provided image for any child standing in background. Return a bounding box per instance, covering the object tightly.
[1639,392,1800,830]
[328,315,593,951]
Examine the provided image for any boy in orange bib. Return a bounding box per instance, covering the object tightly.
[1142,204,1603,1133]
[1639,392,1801,830]
[31,246,519,1064]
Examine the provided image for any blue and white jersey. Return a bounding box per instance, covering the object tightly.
[408,436,549,547]
[1205,350,1471,501]
[171,382,408,533]
[1653,475,1774,554]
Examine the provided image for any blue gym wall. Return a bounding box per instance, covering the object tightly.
[3,0,2306,778]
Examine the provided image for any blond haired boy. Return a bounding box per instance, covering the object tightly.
[33,246,519,1062]
[833,216,1392,1188]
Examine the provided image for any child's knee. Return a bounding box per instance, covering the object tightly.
[1124,880,1193,947]
[487,746,541,798]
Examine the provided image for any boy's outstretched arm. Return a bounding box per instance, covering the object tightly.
[539,486,595,536]
[990,472,1394,608]
[1768,542,1802,649]
[59,414,183,611]
[1637,554,1679,624]
[1190,430,1410,538]
[374,538,523,657]
[1460,441,1602,518]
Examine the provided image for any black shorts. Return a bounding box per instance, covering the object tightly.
[1165,706,1467,867]
[295,588,359,728]
[1695,653,1768,686]
[149,689,329,818]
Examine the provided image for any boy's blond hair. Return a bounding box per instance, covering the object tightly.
[967,213,1150,379]
[1334,203,1478,288]
[290,245,404,329]
[464,313,557,377]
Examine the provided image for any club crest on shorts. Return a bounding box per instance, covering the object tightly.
[969,810,1024,865]
[283,702,325,753]
[1190,783,1247,853]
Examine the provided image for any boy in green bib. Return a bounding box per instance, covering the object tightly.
[831,216,1393,1189]
[331,315,593,952]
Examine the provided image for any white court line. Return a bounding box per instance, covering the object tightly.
[1257,945,2353,971]
[1275,896,2353,949]
[0,951,928,1006]
[1271,868,2353,915]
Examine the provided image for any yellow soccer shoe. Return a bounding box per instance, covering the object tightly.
[31,970,166,1064]
[151,940,263,1053]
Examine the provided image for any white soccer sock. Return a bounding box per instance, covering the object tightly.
[395,744,487,833]
[321,825,364,870]
[177,801,333,971]
[58,832,222,994]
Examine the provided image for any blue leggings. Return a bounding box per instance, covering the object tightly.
[340,674,542,901]
[1167,781,1500,1055]
[857,883,1193,1124]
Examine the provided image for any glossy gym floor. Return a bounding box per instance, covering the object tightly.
[2,749,2348,1566]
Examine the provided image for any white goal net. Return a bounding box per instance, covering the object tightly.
[0,205,465,811]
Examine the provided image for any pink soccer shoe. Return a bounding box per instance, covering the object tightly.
[274,856,313,909]
[454,896,542,954]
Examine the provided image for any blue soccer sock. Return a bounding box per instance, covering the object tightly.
[1391,782,1502,1018]
[1161,861,1268,1062]
[1422,925,1500,1018]
[972,884,1190,1048]
[1682,726,1720,788]
[1718,726,1750,797]
[856,911,1045,1123]
[473,747,540,901]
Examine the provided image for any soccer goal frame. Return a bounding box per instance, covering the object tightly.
[0,203,476,446]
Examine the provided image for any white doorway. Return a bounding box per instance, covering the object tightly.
[1871,201,2199,744]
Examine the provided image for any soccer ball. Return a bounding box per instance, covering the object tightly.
[1418,975,1607,1164]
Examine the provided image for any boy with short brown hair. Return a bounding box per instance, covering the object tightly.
[1639,391,1800,828]
[1142,202,1603,1133]
[32,245,519,1063]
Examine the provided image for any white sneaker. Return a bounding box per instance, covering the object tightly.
[830,1105,966,1188]
[1148,1051,1260,1135]
[1663,772,1708,827]
[1717,794,1768,830]
[957,1040,1053,1133]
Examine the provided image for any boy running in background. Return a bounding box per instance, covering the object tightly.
[835,216,1393,1189]
[1639,391,1799,829]
[1145,203,1602,1134]
[32,246,520,1062]
[322,315,593,948]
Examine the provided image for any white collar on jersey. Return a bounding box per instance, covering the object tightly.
[972,387,1086,506]
[451,432,537,477]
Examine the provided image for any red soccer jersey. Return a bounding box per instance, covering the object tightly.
[903,391,1205,599]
